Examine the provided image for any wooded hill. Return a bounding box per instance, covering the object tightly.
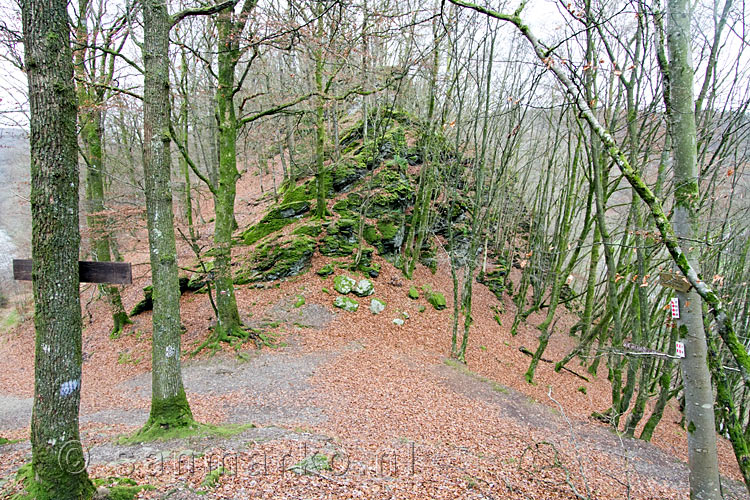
[1,0,750,498]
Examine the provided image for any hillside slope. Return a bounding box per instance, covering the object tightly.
[0,119,744,499]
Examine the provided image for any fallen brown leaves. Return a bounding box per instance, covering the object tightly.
[0,159,743,499]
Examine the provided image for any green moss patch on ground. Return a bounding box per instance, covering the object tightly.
[118,422,253,445]
[92,477,156,500]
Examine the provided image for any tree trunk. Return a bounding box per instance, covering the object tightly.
[314,2,328,219]
[668,0,721,496]
[22,0,95,495]
[75,1,130,338]
[213,5,243,338]
[140,0,194,434]
[81,107,132,337]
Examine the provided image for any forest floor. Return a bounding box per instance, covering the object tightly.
[0,160,746,499]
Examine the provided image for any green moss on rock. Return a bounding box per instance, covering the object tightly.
[281,180,315,204]
[363,224,381,246]
[316,264,335,277]
[92,477,155,500]
[377,216,405,254]
[320,235,355,256]
[320,218,358,256]
[332,162,366,192]
[477,265,507,302]
[333,295,359,312]
[292,223,322,237]
[235,236,316,283]
[334,275,356,294]
[353,278,374,297]
[241,201,310,246]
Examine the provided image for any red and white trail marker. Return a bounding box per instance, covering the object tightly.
[670,297,680,319]
[675,341,685,358]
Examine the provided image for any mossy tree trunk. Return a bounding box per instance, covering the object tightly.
[74,0,131,338]
[81,107,132,337]
[667,0,721,495]
[313,3,328,219]
[140,0,194,433]
[21,0,95,495]
[212,2,251,338]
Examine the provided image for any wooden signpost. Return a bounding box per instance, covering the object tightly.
[13,259,132,285]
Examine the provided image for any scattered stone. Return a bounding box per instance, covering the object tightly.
[333,275,356,294]
[353,278,374,297]
[370,298,386,315]
[334,296,359,312]
[392,318,405,326]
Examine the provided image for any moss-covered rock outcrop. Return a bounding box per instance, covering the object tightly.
[477,260,508,302]
[241,200,310,246]
[320,218,358,256]
[231,108,461,286]
[235,236,316,283]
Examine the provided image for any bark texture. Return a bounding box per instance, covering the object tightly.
[22,0,94,495]
[667,0,721,496]
[140,0,193,433]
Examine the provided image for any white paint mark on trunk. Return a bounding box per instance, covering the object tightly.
[59,379,80,397]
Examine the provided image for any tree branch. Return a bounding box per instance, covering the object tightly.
[171,0,236,27]
[168,122,217,195]
[238,93,315,125]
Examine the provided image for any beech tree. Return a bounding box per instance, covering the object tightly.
[74,0,132,337]
[138,0,194,436]
[137,0,238,437]
[667,0,721,494]
[21,0,94,496]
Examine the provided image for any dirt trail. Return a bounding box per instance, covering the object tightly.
[1,296,746,499]
[0,160,745,498]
